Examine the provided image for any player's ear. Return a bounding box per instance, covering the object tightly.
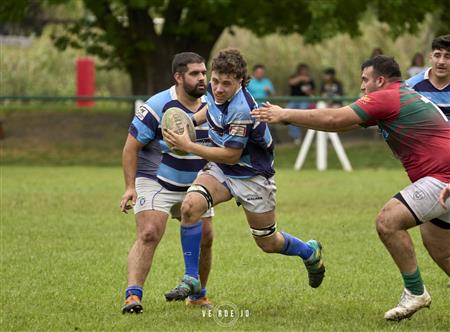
[376,75,385,88]
[174,72,183,85]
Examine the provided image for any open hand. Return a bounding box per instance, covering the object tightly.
[251,102,285,124]
[163,124,193,153]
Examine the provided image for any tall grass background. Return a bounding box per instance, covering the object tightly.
[1,14,436,97]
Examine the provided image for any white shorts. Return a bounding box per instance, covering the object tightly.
[134,177,214,219]
[398,176,450,228]
[198,162,276,213]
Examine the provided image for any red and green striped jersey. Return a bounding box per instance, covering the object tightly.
[350,81,450,183]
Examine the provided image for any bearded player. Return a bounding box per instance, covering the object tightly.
[120,52,214,313]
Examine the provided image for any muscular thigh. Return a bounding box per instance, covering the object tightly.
[380,198,418,230]
[135,209,169,236]
[420,222,450,256]
[188,173,232,209]
[244,209,276,229]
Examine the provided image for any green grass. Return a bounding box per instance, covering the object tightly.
[2,166,449,331]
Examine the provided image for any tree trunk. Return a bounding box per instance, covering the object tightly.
[127,53,172,97]
[127,38,218,97]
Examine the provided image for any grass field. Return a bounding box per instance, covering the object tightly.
[2,166,449,331]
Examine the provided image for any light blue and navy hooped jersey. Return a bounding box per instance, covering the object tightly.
[205,84,275,179]
[129,86,210,191]
[406,68,450,119]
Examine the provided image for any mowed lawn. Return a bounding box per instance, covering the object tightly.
[2,166,449,331]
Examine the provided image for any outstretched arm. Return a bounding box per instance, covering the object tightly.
[251,102,362,132]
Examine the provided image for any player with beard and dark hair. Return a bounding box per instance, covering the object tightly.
[120,52,214,313]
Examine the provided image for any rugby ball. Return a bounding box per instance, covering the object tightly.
[161,107,196,155]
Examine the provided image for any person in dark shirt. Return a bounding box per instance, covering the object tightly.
[320,68,344,107]
[287,63,316,143]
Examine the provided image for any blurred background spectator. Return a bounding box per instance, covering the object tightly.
[407,52,426,78]
[287,63,316,144]
[320,68,344,107]
[247,64,275,101]
[371,47,383,57]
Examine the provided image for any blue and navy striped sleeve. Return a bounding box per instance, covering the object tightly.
[128,102,161,144]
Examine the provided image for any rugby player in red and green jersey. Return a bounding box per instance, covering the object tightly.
[252,55,450,322]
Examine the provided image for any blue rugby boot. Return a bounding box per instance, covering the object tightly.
[303,240,325,288]
[164,275,201,301]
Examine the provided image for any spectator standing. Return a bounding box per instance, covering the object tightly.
[287,63,316,143]
[371,47,384,58]
[407,53,426,78]
[247,64,275,101]
[320,68,344,107]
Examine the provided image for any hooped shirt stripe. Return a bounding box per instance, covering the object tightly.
[128,86,210,190]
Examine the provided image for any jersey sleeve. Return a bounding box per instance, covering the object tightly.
[222,105,254,149]
[128,102,160,144]
[349,90,399,127]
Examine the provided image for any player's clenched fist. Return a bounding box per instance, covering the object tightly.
[120,188,137,213]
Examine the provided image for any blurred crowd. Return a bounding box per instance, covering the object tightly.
[247,47,429,143]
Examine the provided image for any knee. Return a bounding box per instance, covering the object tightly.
[375,210,394,239]
[181,198,196,222]
[138,226,163,246]
[255,237,278,253]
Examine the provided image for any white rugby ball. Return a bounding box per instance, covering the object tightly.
[161,107,196,155]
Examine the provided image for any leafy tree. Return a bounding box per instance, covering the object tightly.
[1,0,448,95]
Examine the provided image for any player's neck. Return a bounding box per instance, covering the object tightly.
[428,70,450,89]
[175,87,202,112]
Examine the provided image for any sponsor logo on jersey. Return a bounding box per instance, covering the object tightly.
[229,124,247,137]
[359,95,371,104]
[136,105,149,120]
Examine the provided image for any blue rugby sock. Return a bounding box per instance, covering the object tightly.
[280,232,313,259]
[180,221,203,279]
[125,285,143,300]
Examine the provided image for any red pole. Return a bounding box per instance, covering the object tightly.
[76,57,95,107]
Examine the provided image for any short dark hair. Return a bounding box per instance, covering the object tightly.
[323,68,336,76]
[253,64,265,71]
[431,35,450,52]
[361,55,402,80]
[296,63,309,72]
[211,48,249,86]
[172,52,205,75]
